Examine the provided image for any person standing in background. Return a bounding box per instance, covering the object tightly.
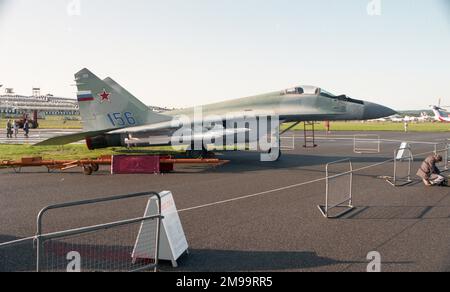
[6,119,13,138]
[325,121,331,134]
[23,119,30,138]
[13,121,19,138]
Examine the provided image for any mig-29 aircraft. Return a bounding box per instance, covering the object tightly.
[37,68,396,160]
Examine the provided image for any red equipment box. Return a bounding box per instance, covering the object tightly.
[111,155,160,174]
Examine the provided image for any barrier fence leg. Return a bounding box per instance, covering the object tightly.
[318,159,355,219]
[36,237,41,272]
[445,145,448,170]
[386,147,414,187]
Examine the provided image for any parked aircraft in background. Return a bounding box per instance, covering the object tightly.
[389,115,405,123]
[431,106,450,123]
[36,68,397,159]
[418,112,433,122]
[429,99,450,123]
[371,111,434,123]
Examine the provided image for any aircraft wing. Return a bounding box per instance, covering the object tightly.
[35,113,277,146]
[34,129,115,146]
[108,111,284,135]
[108,120,179,134]
[34,120,179,146]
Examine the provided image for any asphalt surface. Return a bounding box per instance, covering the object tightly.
[0,131,449,272]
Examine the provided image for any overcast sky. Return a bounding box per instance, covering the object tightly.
[0,0,449,110]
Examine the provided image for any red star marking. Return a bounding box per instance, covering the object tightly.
[98,89,111,103]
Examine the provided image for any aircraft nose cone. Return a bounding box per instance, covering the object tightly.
[363,102,397,120]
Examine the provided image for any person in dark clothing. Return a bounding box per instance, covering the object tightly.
[6,119,13,138]
[23,120,30,138]
[417,155,446,186]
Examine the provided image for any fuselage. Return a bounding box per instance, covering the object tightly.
[36,69,398,151]
[163,86,395,123]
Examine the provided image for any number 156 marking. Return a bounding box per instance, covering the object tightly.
[107,112,136,127]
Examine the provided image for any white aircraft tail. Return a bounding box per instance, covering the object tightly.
[431,106,450,122]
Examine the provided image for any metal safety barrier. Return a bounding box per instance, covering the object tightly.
[447,144,450,171]
[280,136,295,151]
[354,134,381,154]
[318,159,355,218]
[433,143,449,171]
[0,192,163,272]
[386,147,414,187]
[0,237,37,272]
[36,192,163,272]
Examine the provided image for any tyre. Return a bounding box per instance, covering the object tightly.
[83,165,93,175]
[92,164,99,172]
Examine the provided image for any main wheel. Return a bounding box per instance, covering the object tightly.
[83,165,93,175]
[186,150,204,159]
[186,144,209,159]
[91,164,100,172]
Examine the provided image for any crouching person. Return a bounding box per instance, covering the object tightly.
[417,155,446,186]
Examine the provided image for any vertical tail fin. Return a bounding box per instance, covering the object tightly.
[75,68,169,131]
[103,76,150,111]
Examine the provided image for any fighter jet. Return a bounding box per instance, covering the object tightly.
[36,68,396,158]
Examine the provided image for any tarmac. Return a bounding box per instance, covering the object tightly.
[0,129,81,144]
[0,131,449,272]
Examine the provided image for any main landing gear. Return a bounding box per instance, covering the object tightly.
[186,144,215,159]
[83,163,100,175]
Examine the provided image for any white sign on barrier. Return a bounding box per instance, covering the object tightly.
[387,146,414,187]
[396,142,410,160]
[132,191,189,267]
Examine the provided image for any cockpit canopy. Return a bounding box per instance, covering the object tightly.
[284,86,364,105]
[284,86,321,96]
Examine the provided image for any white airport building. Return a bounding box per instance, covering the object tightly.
[0,87,79,116]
